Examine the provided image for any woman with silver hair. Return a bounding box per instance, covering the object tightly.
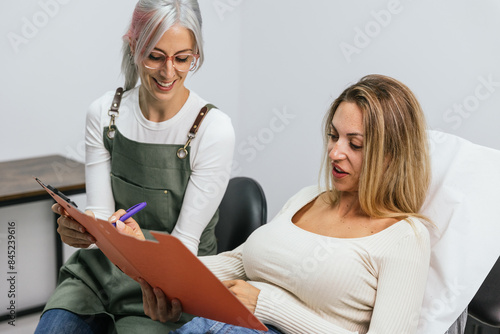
[35,1,235,333]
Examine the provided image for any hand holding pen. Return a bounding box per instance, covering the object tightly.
[109,202,147,241]
[112,202,147,227]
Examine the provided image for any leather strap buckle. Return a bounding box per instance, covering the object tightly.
[107,87,124,139]
[177,105,214,159]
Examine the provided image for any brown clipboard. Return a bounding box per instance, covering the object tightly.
[35,177,267,331]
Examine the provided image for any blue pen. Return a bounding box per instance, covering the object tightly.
[113,202,147,227]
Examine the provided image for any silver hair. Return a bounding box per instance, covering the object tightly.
[121,0,204,90]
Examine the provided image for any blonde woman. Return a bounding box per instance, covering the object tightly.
[115,74,432,334]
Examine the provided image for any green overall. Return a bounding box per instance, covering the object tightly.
[43,96,219,333]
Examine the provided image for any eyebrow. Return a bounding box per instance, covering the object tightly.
[330,124,364,137]
[152,47,194,55]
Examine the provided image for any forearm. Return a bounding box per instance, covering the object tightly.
[199,245,248,281]
[170,170,230,254]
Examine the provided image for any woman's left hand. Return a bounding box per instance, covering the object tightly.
[222,280,260,313]
[109,209,146,241]
[138,278,183,323]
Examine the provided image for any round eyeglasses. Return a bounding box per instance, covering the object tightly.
[143,51,199,72]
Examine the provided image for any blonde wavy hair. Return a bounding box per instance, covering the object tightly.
[322,74,431,221]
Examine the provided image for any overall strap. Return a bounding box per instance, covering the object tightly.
[177,104,216,159]
[106,87,124,139]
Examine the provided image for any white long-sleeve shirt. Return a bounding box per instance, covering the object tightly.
[201,185,431,334]
[85,86,235,254]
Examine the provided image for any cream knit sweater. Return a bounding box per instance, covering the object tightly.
[201,185,430,334]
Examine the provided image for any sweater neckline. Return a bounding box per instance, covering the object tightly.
[286,186,407,241]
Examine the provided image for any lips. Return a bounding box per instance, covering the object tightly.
[332,163,348,179]
[154,78,175,91]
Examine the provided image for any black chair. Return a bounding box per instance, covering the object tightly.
[465,257,500,332]
[215,177,267,253]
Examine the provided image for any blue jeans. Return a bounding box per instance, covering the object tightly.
[35,309,110,334]
[170,317,282,334]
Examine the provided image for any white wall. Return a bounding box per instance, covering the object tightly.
[234,0,500,217]
[1,0,499,219]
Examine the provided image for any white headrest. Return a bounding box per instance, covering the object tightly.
[418,130,500,333]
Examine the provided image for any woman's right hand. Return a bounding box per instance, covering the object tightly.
[52,203,96,248]
[109,209,146,241]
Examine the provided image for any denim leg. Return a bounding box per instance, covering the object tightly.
[35,308,110,334]
[170,317,283,334]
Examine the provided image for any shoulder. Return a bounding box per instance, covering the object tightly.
[204,107,234,131]
[190,92,235,141]
[87,89,119,110]
[200,108,235,146]
[86,87,137,124]
[296,185,325,198]
[288,185,324,204]
[85,90,115,130]
[194,93,233,125]
[380,217,431,256]
[278,185,324,214]
[403,217,430,241]
[383,217,430,242]
[87,87,136,113]
[87,90,112,116]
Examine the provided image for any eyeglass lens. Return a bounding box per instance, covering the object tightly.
[143,51,197,71]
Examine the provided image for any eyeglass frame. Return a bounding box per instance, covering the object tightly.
[142,51,200,72]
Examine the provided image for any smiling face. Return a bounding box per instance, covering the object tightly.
[327,101,365,193]
[136,24,195,112]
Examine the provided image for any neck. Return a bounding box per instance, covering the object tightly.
[139,87,189,122]
[336,191,366,218]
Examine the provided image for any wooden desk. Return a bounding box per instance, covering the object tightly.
[0,155,85,206]
[0,155,85,320]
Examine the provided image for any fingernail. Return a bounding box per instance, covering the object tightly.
[109,216,117,223]
[116,220,125,230]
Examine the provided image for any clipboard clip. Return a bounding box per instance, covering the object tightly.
[35,177,78,208]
